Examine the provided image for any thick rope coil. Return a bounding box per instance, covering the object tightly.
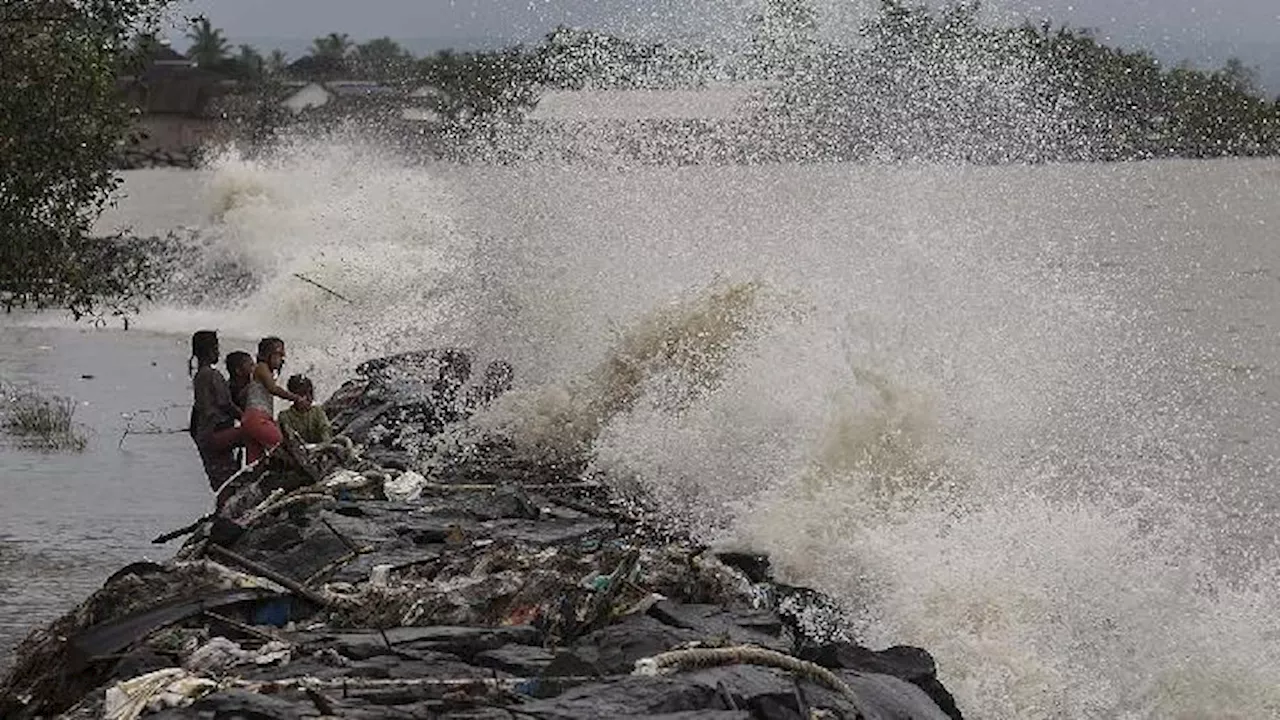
[633,645,866,710]
[242,492,336,527]
[310,435,356,462]
[235,673,608,692]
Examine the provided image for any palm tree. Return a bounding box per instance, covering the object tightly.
[309,32,352,63]
[352,37,412,80]
[185,17,229,69]
[267,49,289,77]
[297,33,354,80]
[234,44,265,82]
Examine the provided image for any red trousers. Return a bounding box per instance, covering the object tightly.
[241,407,283,464]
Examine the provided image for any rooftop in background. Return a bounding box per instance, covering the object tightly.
[528,83,779,123]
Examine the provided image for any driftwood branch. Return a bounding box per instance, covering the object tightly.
[119,403,188,449]
[203,610,281,644]
[292,273,353,304]
[152,515,210,544]
[205,543,332,608]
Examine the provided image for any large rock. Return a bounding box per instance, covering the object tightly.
[800,641,963,720]
[0,349,965,720]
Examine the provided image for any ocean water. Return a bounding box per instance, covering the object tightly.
[3,150,1280,718]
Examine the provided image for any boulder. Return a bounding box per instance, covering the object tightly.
[0,349,965,720]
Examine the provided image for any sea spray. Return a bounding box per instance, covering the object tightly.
[445,279,794,472]
[61,146,1280,720]
[132,141,478,395]
[737,481,1280,718]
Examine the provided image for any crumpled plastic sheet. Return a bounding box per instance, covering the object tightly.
[170,559,292,596]
[322,468,372,492]
[383,470,428,502]
[185,637,292,675]
[103,668,217,720]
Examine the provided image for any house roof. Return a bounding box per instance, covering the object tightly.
[325,81,400,97]
[528,86,771,122]
[120,63,227,115]
[151,44,188,63]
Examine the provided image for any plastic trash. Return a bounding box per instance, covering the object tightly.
[185,637,291,673]
[254,640,293,666]
[369,564,394,588]
[104,668,217,720]
[383,470,428,502]
[252,597,293,627]
[623,592,667,616]
[321,469,369,493]
[185,638,251,674]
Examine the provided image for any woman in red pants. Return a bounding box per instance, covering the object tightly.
[241,336,309,463]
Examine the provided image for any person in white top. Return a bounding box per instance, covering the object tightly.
[240,336,309,463]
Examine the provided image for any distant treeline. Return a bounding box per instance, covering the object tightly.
[134,21,710,127]
[6,0,1276,322]
[146,0,1280,162]
[765,0,1280,162]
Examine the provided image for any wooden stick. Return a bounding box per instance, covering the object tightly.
[427,481,602,492]
[292,273,353,304]
[206,544,331,608]
[305,688,337,716]
[152,515,211,544]
[243,674,607,691]
[320,517,359,553]
[302,545,373,587]
[203,610,281,644]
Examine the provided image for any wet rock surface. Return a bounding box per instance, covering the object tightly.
[0,351,964,720]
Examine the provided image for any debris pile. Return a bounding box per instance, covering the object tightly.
[0,352,964,720]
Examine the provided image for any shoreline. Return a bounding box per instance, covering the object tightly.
[0,350,964,719]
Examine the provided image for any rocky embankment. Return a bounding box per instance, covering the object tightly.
[0,351,964,720]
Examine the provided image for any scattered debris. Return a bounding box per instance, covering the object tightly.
[0,350,965,720]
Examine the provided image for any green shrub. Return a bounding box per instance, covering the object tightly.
[2,384,88,452]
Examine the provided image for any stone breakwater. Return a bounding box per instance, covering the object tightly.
[0,352,964,720]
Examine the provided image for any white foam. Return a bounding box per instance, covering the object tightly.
[47,148,1280,718]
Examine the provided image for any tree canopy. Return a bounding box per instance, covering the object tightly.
[765,0,1280,162]
[0,0,174,320]
[185,16,228,69]
[5,0,1279,326]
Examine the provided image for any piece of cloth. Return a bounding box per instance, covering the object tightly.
[196,444,239,491]
[277,404,333,444]
[244,366,275,415]
[190,366,237,442]
[241,406,282,464]
[196,427,243,491]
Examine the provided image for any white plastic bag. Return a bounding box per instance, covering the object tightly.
[383,470,428,502]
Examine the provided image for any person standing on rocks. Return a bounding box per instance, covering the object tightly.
[241,337,308,464]
[188,330,243,490]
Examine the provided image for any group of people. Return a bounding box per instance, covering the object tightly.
[188,332,519,491]
[187,331,332,491]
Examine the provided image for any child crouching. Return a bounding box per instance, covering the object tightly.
[277,375,333,444]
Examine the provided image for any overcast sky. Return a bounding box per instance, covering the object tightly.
[163,0,1280,85]
[164,0,1278,44]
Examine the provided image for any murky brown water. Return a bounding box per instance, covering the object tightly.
[5,156,1280,716]
[0,327,220,666]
